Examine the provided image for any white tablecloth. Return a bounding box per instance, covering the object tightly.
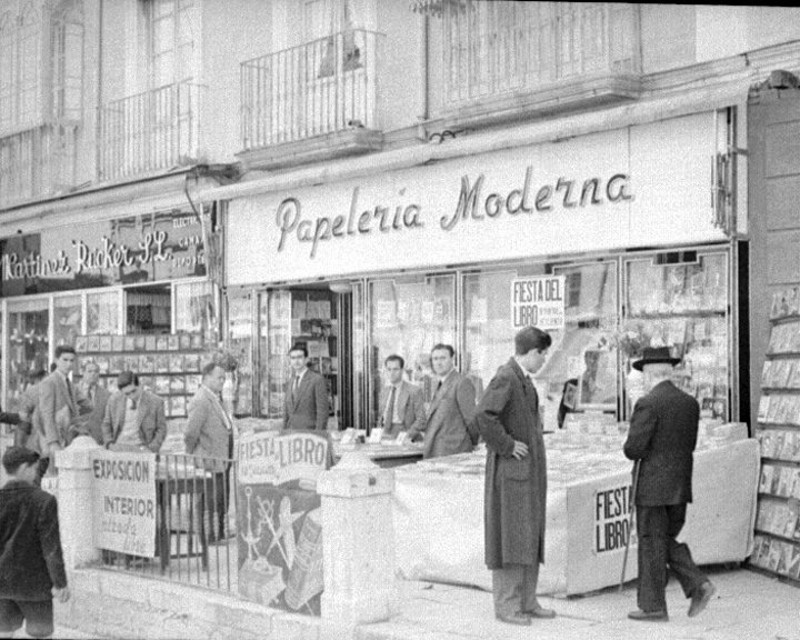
[393,436,759,596]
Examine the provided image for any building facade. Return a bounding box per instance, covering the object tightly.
[1,1,800,431]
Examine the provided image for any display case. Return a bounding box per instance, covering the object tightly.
[227,294,254,417]
[621,250,730,419]
[751,286,800,583]
[75,332,207,418]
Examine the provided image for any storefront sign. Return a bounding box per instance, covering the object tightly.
[91,450,157,557]
[0,209,207,297]
[594,480,636,555]
[228,113,726,284]
[237,430,330,617]
[511,275,565,331]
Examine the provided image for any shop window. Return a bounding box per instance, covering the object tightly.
[369,275,456,423]
[622,251,729,419]
[6,298,49,412]
[87,290,120,335]
[174,280,216,344]
[227,293,253,417]
[126,285,171,334]
[53,294,82,348]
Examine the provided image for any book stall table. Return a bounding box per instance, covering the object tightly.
[392,425,759,596]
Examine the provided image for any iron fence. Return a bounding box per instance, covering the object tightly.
[240,29,384,150]
[98,79,201,182]
[442,1,641,104]
[100,452,237,595]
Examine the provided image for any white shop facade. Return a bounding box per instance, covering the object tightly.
[217,110,747,440]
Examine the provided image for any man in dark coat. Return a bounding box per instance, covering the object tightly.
[283,344,329,431]
[623,347,716,622]
[0,447,70,639]
[474,326,555,626]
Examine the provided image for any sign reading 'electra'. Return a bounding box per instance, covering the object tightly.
[275,170,632,259]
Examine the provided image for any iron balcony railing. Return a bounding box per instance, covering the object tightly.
[240,29,384,151]
[442,1,640,105]
[98,79,201,182]
[101,452,237,594]
[0,122,79,208]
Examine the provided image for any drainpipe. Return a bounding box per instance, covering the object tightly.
[421,12,429,121]
[95,0,104,180]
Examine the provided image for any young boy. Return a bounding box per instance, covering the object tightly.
[0,447,70,639]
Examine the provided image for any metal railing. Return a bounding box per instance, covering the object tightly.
[240,29,384,151]
[101,452,237,594]
[98,79,201,182]
[442,1,640,105]
[0,122,79,208]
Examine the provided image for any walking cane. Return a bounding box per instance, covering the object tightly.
[619,459,641,592]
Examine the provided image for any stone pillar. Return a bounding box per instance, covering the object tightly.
[54,436,103,569]
[317,450,395,632]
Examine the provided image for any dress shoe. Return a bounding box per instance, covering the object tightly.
[496,612,531,626]
[523,607,557,619]
[628,609,668,621]
[688,581,716,617]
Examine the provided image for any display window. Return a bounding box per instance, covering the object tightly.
[174,280,217,340]
[87,290,121,335]
[369,275,456,418]
[7,298,49,411]
[54,294,82,348]
[227,292,254,417]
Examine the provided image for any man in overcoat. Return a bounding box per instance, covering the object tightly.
[474,326,555,626]
[623,347,716,621]
[418,344,476,458]
[102,371,166,453]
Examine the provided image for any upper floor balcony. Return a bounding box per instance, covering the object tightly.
[438,1,642,123]
[98,79,203,183]
[0,121,80,209]
[239,29,385,169]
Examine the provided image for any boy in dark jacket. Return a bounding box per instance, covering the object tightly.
[0,447,70,638]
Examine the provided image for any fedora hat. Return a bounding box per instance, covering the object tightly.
[632,346,681,371]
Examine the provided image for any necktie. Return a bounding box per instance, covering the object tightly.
[384,386,396,428]
[292,375,300,402]
[65,376,73,401]
[130,398,138,411]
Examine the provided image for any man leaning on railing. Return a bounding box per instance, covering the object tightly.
[183,362,235,544]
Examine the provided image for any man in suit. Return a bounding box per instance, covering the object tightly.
[474,327,555,626]
[70,361,110,446]
[102,371,166,453]
[0,447,69,639]
[377,355,425,439]
[184,363,235,542]
[283,344,329,431]
[416,344,476,459]
[36,346,90,474]
[624,347,716,622]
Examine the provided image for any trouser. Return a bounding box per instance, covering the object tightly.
[636,503,708,612]
[205,468,231,540]
[492,562,541,618]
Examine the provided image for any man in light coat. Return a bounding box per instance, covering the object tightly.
[36,346,90,473]
[184,362,235,542]
[624,347,716,622]
[377,354,425,439]
[474,327,555,626]
[416,344,476,458]
[283,344,329,431]
[102,371,166,453]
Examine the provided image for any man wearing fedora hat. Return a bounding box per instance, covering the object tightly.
[623,346,715,622]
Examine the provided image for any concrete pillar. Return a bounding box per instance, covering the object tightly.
[317,450,395,632]
[54,436,103,569]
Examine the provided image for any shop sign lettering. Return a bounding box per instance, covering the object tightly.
[594,482,636,554]
[511,276,566,331]
[2,230,204,281]
[274,169,633,259]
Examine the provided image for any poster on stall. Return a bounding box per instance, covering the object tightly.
[91,450,157,557]
[237,430,331,617]
[510,276,566,331]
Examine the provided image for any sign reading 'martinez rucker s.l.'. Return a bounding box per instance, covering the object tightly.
[92,450,156,557]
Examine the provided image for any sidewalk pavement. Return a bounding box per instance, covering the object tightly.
[358,566,800,640]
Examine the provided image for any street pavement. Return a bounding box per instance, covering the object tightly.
[358,566,800,640]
